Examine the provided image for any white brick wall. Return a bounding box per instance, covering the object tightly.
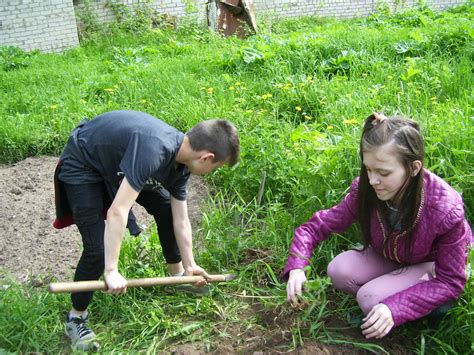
[78,0,466,25]
[0,0,79,52]
[0,0,467,53]
[253,0,466,19]
[75,0,206,24]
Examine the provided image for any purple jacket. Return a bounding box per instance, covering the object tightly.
[283,169,472,327]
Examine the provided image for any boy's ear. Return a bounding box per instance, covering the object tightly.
[200,152,215,161]
[412,160,422,176]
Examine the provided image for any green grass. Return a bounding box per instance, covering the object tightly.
[0,3,473,353]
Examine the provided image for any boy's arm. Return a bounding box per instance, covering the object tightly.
[104,177,140,293]
[171,196,210,279]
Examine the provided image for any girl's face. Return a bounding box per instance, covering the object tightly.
[362,142,409,203]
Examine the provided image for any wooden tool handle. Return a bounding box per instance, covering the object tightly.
[48,274,234,293]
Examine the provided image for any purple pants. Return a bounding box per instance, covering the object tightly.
[327,247,435,314]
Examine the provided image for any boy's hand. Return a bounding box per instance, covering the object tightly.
[361,303,394,339]
[104,269,128,294]
[287,268,307,304]
[184,264,211,286]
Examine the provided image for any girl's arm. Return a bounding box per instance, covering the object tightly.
[282,178,360,280]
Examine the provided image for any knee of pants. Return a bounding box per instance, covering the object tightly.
[75,250,104,284]
[154,204,172,223]
[80,250,105,270]
[356,285,381,314]
[327,255,356,292]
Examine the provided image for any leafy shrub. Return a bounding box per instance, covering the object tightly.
[365,2,437,28]
[430,26,473,56]
[75,0,101,41]
[0,46,37,71]
[106,0,163,34]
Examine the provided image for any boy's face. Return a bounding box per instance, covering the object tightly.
[187,154,226,175]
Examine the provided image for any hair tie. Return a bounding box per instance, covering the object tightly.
[372,112,388,126]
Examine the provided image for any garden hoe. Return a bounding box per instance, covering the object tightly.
[48,274,236,293]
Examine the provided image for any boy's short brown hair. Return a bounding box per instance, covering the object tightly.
[186,119,240,166]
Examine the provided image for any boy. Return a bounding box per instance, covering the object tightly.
[53,110,240,350]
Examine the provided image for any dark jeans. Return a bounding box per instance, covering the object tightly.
[64,182,180,311]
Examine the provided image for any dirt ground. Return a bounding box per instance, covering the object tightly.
[0,156,412,354]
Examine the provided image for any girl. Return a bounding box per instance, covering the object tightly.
[283,113,472,339]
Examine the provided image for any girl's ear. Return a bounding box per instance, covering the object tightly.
[412,160,422,176]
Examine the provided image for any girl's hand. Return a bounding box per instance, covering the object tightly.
[361,303,394,339]
[287,269,307,304]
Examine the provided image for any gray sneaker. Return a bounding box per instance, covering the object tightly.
[65,312,99,351]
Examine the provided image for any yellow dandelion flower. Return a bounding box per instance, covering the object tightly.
[327,125,334,130]
[207,88,214,94]
[295,106,302,112]
[140,99,147,104]
[245,109,253,113]
[261,93,272,100]
[235,81,242,86]
[304,115,312,120]
[49,104,58,109]
[229,86,235,91]
[343,118,358,125]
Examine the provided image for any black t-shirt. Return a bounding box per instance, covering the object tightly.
[58,110,190,200]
